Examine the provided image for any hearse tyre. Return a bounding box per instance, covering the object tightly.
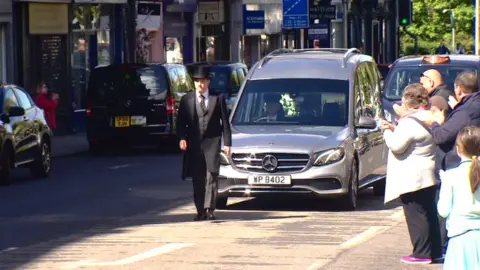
[339,159,359,210]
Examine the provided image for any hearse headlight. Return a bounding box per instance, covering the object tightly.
[220,152,230,165]
[313,148,345,166]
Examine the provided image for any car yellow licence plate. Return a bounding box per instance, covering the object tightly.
[114,116,130,127]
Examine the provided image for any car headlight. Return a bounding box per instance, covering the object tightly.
[313,148,345,166]
[220,152,230,165]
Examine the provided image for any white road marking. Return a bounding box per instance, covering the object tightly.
[62,243,194,269]
[307,226,389,270]
[389,209,405,221]
[0,247,17,254]
[340,226,387,249]
[108,163,140,170]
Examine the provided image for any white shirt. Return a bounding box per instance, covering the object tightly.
[196,90,209,109]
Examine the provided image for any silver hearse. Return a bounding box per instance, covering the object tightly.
[217,48,388,210]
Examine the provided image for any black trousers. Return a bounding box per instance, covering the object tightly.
[192,151,218,215]
[400,185,443,259]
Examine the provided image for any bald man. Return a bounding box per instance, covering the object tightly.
[420,69,453,100]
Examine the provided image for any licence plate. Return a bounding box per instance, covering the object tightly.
[115,116,130,128]
[248,175,291,185]
[130,115,147,126]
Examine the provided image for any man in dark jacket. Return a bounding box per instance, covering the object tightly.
[425,71,480,259]
[426,71,480,169]
[177,65,232,221]
[435,40,451,54]
[420,69,454,115]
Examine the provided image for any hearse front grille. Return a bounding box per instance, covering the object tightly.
[231,153,310,173]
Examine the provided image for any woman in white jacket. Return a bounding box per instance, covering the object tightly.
[381,83,443,264]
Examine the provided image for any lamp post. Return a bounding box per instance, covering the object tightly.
[443,9,455,53]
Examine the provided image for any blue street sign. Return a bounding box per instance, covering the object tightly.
[243,5,265,35]
[282,0,309,29]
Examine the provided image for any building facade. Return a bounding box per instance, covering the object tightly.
[0,0,14,83]
[12,0,128,134]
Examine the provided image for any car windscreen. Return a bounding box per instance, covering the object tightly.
[208,67,230,94]
[87,66,168,104]
[231,78,349,126]
[384,65,477,100]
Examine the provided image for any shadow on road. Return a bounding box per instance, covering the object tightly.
[225,189,402,212]
[0,149,401,269]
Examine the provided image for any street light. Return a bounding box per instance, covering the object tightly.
[443,9,455,53]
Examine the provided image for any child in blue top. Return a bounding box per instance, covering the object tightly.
[438,126,480,269]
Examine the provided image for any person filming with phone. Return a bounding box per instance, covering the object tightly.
[177,65,232,221]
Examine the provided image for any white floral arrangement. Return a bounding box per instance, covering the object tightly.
[280,94,298,116]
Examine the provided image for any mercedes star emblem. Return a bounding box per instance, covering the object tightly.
[262,155,278,172]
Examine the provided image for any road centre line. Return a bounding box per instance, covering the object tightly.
[62,243,195,269]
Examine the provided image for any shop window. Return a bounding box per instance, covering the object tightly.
[71,4,113,110]
[0,25,5,83]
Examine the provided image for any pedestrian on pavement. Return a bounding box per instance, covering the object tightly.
[455,43,466,54]
[435,40,451,55]
[33,81,59,131]
[437,126,480,270]
[424,71,480,256]
[176,65,232,221]
[380,83,443,265]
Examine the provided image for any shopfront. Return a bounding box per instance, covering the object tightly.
[238,0,282,66]
[196,0,228,61]
[0,0,13,83]
[164,0,196,64]
[13,0,127,134]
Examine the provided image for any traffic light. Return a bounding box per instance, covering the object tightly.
[398,0,413,26]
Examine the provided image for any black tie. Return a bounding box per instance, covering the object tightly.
[200,95,207,114]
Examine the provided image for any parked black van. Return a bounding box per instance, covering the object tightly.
[85,63,194,153]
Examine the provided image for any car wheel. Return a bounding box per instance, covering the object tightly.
[373,179,386,196]
[216,196,228,209]
[0,144,13,185]
[31,140,52,178]
[339,159,358,210]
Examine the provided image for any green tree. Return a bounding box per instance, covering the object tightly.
[401,0,474,54]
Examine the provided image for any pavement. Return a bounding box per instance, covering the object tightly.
[51,133,89,157]
[0,149,444,270]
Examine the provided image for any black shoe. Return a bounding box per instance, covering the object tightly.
[432,255,445,264]
[206,211,216,220]
[194,213,206,221]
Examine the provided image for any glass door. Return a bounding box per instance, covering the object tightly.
[0,25,5,83]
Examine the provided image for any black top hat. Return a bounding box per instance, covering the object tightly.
[189,65,211,79]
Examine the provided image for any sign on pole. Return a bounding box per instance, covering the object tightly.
[282,0,309,29]
[242,5,265,35]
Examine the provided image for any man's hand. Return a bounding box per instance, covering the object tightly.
[380,119,395,131]
[223,146,231,156]
[393,104,406,118]
[423,109,445,126]
[448,95,459,109]
[179,139,187,151]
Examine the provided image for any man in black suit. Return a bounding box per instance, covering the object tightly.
[177,65,232,221]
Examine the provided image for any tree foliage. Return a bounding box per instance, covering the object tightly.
[401,0,475,54]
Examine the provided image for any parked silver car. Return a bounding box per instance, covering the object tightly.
[217,48,388,210]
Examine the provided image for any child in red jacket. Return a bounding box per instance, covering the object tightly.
[34,81,59,130]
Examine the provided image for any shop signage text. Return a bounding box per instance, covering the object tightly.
[243,5,265,34]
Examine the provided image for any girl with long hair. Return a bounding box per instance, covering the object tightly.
[438,126,480,269]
